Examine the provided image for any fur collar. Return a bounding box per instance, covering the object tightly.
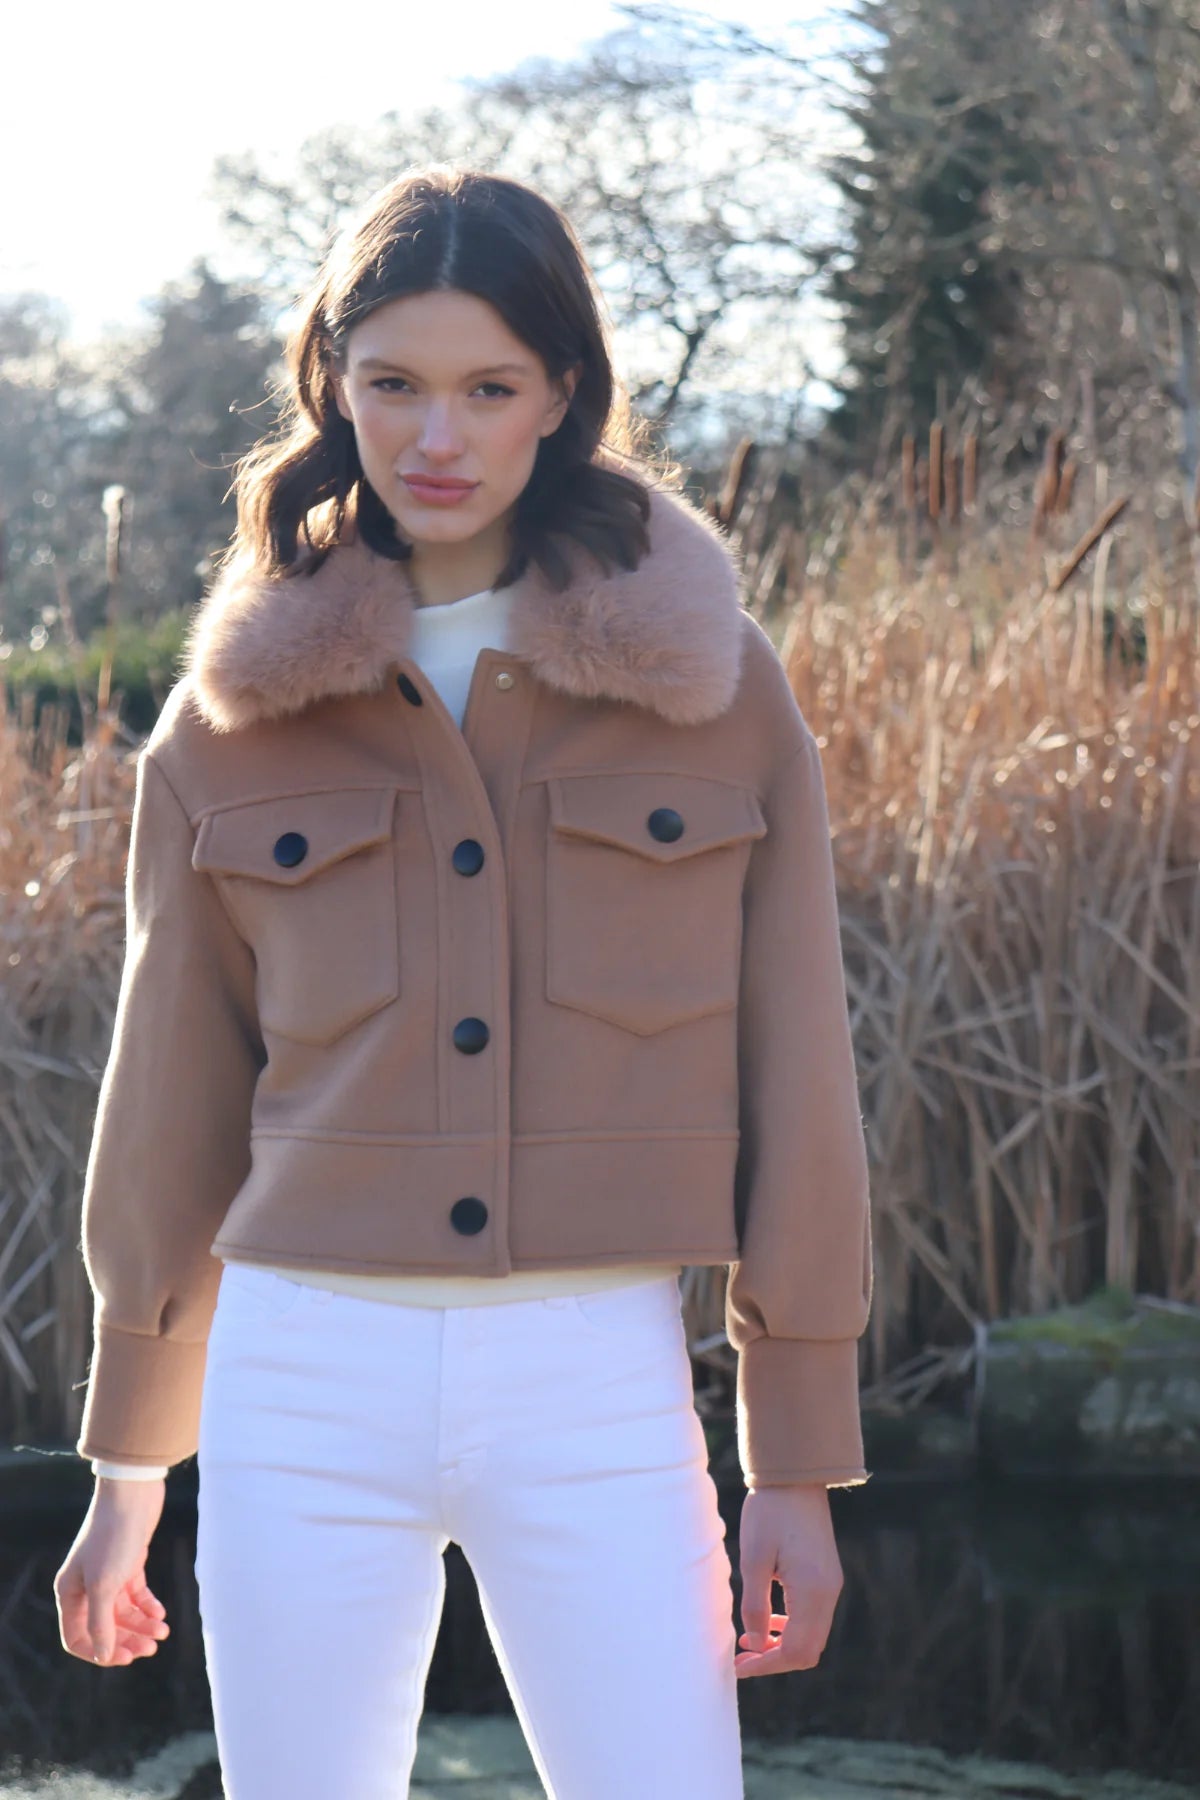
[182,480,747,734]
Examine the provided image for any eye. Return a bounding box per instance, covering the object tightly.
[368,378,516,398]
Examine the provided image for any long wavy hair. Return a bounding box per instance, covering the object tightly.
[220,164,683,593]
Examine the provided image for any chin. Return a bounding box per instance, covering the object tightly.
[396,510,485,544]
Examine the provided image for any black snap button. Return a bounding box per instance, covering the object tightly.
[452,1017,490,1055]
[452,838,485,876]
[647,807,684,843]
[450,1196,489,1235]
[396,672,423,706]
[273,831,308,867]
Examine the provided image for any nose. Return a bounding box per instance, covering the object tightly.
[416,399,468,462]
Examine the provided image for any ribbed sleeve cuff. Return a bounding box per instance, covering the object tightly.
[92,1460,170,1479]
[75,1323,208,1467]
[736,1334,869,1487]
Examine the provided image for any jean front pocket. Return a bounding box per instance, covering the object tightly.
[214,1261,328,1329]
[565,1274,685,1339]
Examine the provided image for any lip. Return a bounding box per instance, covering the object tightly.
[402,473,477,488]
[402,475,478,490]
[401,475,479,508]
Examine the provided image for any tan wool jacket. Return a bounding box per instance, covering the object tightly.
[74,479,875,1488]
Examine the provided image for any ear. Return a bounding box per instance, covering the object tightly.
[329,361,351,423]
[543,362,581,435]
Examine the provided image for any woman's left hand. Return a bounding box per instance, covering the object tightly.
[733,1482,843,1678]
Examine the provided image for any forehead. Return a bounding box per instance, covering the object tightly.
[347,291,537,374]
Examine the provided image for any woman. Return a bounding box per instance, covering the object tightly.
[54,166,874,1798]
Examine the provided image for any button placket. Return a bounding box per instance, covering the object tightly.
[393,652,526,1265]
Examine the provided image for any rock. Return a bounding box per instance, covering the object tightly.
[979,1286,1200,1476]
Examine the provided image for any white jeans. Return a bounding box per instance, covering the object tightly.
[194,1263,745,1799]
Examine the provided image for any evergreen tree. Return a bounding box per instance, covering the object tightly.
[820,0,1049,469]
[99,259,279,623]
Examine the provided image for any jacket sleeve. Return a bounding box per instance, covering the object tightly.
[726,727,874,1489]
[74,747,265,1467]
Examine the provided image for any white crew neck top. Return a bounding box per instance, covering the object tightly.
[93,584,678,1479]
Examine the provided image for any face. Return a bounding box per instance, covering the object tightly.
[330,289,579,561]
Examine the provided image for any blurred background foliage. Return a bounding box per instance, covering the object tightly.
[3,0,1200,1462]
[8,0,1200,724]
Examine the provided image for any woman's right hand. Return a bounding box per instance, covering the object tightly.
[53,1478,172,1666]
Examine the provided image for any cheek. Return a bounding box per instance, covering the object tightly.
[486,404,551,463]
[354,398,407,455]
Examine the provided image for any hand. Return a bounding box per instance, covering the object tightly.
[734,1483,843,1678]
[53,1477,172,1667]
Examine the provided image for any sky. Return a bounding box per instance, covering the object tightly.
[2,0,832,345]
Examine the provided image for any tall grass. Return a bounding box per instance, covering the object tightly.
[2,431,1198,1451]
[722,429,1200,1408]
[0,695,138,1449]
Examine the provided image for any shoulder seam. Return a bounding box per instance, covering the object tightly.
[139,746,191,823]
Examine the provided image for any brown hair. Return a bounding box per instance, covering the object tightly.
[221,164,682,592]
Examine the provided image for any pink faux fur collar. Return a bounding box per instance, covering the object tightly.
[182,481,747,734]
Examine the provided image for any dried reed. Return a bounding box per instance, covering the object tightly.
[3,433,1198,1449]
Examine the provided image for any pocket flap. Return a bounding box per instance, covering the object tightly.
[193,788,398,885]
[547,773,766,863]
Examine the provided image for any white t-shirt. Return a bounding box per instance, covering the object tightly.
[94,583,678,1479]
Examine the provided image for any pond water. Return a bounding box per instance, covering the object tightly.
[1,1472,1196,1795]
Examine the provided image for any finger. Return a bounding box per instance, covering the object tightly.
[738,1610,787,1646]
[87,1589,117,1664]
[116,1593,170,1637]
[739,1589,785,1652]
[126,1581,167,1618]
[115,1628,164,1657]
[71,1624,153,1665]
[737,1553,780,1653]
[734,1622,785,1664]
[124,1613,171,1643]
[734,1635,819,1678]
[55,1587,87,1641]
[762,1612,826,1670]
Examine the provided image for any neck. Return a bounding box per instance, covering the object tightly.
[411,574,499,609]
[406,513,513,608]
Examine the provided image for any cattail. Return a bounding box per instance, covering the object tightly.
[901,434,916,512]
[97,486,128,718]
[929,421,943,522]
[716,438,755,530]
[1034,429,1067,537]
[1057,459,1077,514]
[103,484,125,585]
[944,446,960,523]
[963,431,978,510]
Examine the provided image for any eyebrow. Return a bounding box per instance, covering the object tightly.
[356,357,532,378]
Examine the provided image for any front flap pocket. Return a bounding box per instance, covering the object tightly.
[545,772,766,1036]
[547,773,766,863]
[193,787,396,885]
[193,788,401,1046]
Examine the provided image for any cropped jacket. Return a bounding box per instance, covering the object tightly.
[75,478,875,1487]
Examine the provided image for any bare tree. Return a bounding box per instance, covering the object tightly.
[994,0,1200,511]
[206,12,831,446]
